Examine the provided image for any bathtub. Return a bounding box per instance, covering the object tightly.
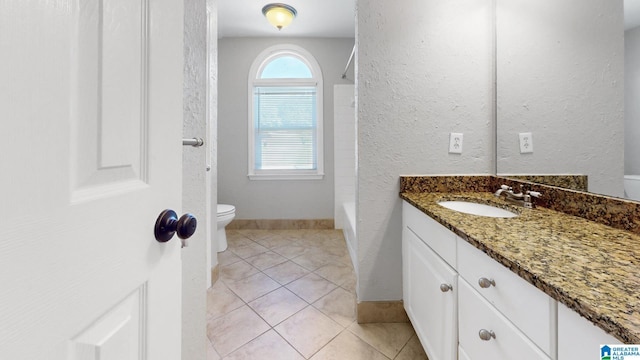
[625,175,640,201]
[342,202,358,273]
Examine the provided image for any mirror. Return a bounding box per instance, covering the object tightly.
[495,0,640,200]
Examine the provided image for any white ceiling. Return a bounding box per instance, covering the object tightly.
[218,0,356,38]
[218,1,640,37]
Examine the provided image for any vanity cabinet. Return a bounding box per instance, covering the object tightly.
[402,201,557,360]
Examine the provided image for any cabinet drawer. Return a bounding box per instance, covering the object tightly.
[403,201,457,266]
[457,238,555,356]
[458,279,551,360]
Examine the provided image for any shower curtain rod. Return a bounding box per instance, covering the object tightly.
[341,44,355,79]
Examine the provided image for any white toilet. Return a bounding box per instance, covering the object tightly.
[216,204,235,252]
[624,175,640,201]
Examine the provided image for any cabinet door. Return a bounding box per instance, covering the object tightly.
[403,227,458,360]
[558,303,619,360]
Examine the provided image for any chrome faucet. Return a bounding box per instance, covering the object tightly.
[494,185,541,209]
[494,185,516,197]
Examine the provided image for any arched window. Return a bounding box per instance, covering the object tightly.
[248,44,324,180]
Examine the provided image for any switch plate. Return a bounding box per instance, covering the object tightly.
[519,132,533,153]
[449,133,463,154]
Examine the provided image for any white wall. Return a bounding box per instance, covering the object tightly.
[626,26,640,175]
[357,0,494,301]
[182,0,216,359]
[218,37,354,220]
[333,84,356,229]
[496,0,625,197]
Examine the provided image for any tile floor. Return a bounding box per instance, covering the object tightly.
[206,229,429,360]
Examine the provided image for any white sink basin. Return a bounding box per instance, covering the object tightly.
[438,201,518,218]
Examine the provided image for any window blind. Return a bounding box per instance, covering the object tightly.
[254,86,317,170]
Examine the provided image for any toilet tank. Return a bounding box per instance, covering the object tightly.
[624,175,640,201]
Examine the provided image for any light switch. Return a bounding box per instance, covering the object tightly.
[449,133,463,154]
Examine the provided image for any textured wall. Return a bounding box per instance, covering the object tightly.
[496,0,624,196]
[218,37,354,220]
[626,26,640,175]
[357,0,494,301]
[182,0,215,359]
[207,0,218,264]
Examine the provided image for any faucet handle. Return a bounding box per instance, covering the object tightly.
[527,190,541,198]
[500,185,511,190]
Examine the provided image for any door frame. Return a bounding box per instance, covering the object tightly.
[180,0,218,359]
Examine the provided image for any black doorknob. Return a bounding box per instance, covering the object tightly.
[154,209,198,242]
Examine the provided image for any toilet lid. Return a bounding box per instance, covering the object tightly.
[217,204,235,216]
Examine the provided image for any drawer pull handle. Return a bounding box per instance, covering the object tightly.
[478,277,496,288]
[479,329,496,341]
[440,283,453,292]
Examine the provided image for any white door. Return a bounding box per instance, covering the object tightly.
[0,1,184,359]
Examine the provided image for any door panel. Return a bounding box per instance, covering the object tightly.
[0,0,183,359]
[70,284,147,360]
[73,0,148,200]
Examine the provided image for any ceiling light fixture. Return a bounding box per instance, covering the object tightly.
[262,3,297,31]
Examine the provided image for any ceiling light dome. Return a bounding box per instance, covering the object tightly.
[262,3,297,31]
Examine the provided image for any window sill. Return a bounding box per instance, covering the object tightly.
[248,173,325,181]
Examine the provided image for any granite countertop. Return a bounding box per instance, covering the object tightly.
[401,191,640,343]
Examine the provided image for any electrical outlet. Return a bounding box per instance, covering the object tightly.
[449,133,463,154]
[519,132,533,153]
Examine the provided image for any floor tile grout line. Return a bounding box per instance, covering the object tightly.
[304,326,347,360]
[221,255,354,288]
[221,326,272,359]
[214,229,413,360]
[391,333,416,360]
[307,324,393,360]
[270,326,309,360]
[247,286,312,328]
[248,252,355,358]
[220,231,346,358]
[259,262,307,292]
[269,304,324,359]
[211,279,293,358]
[232,232,346,359]
[344,324,393,358]
[226,258,343,333]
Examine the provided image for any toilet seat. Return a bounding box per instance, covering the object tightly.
[217,204,235,217]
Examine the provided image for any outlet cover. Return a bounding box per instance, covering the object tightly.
[449,133,463,154]
[519,132,533,153]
